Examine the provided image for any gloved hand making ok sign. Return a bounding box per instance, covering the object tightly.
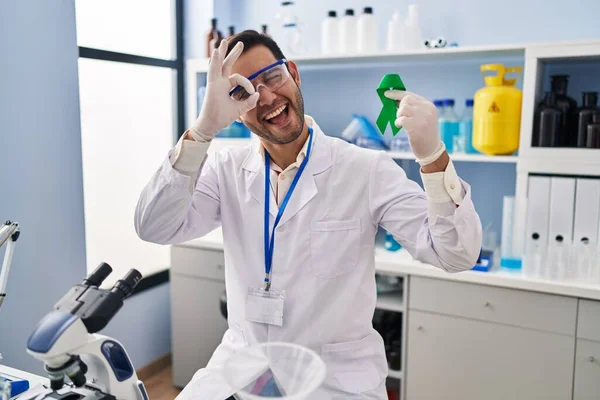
[383,90,446,166]
[189,40,260,142]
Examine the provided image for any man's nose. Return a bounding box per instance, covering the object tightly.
[257,86,276,106]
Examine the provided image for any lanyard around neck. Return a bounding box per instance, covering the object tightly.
[263,126,314,290]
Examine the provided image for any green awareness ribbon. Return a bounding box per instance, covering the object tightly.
[376,74,406,136]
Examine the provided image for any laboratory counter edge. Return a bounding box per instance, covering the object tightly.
[177,231,600,302]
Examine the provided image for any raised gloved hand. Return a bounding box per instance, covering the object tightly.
[189,40,259,141]
[383,90,445,166]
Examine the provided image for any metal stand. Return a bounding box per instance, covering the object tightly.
[0,220,20,365]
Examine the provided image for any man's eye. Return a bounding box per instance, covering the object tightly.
[265,73,282,82]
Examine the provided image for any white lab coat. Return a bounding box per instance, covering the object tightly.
[134,117,482,399]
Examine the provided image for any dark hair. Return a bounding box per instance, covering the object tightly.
[225,29,286,60]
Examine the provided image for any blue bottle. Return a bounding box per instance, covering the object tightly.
[434,99,446,145]
[440,99,459,153]
[459,99,478,154]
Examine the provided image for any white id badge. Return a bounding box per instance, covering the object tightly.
[245,287,285,327]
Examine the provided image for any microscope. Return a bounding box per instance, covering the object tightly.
[26,262,149,400]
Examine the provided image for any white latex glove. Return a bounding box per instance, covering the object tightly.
[189,40,260,141]
[384,90,445,166]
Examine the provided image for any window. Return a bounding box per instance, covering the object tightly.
[75,0,184,290]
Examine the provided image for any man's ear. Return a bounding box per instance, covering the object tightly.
[287,60,301,87]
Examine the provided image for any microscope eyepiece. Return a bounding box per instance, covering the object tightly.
[83,262,113,287]
[111,269,142,299]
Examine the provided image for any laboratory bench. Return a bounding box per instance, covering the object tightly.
[170,229,600,400]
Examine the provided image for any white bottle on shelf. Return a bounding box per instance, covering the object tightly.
[321,10,338,55]
[339,9,357,55]
[405,4,423,50]
[386,10,407,52]
[357,7,378,54]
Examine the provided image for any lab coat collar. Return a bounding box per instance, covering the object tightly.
[242,115,332,221]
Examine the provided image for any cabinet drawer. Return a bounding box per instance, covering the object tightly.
[409,276,577,335]
[577,300,600,342]
[171,245,225,281]
[574,339,600,400]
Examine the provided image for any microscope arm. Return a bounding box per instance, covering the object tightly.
[0,221,20,310]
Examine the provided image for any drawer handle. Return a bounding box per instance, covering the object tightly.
[589,356,596,363]
[484,301,491,308]
[217,264,224,270]
[417,326,424,331]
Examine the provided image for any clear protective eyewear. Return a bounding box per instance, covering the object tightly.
[229,59,290,101]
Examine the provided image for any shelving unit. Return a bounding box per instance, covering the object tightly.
[376,292,404,313]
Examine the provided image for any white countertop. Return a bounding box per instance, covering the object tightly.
[176,229,600,301]
[0,364,49,389]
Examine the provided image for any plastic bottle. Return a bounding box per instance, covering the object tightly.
[357,7,378,54]
[339,9,357,55]
[538,92,563,147]
[548,75,578,146]
[435,99,446,144]
[206,18,223,58]
[587,113,600,148]
[261,24,270,37]
[576,92,599,147]
[459,99,478,153]
[440,99,460,152]
[227,26,235,38]
[386,10,403,52]
[404,4,423,50]
[321,11,338,55]
[276,1,304,56]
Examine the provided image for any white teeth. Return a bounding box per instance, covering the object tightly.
[265,105,287,121]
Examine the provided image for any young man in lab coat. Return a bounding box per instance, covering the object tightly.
[135,30,482,399]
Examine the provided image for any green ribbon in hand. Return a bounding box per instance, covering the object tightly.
[376,74,406,136]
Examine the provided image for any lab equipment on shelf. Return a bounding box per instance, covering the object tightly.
[473,63,522,155]
[404,4,423,50]
[576,91,600,147]
[261,24,270,37]
[321,10,338,55]
[459,99,478,154]
[217,121,251,138]
[275,1,304,56]
[587,113,600,148]
[438,99,459,153]
[205,18,223,58]
[342,114,388,150]
[339,9,357,55]
[537,92,563,147]
[533,74,578,147]
[500,196,521,269]
[386,10,406,52]
[357,7,377,54]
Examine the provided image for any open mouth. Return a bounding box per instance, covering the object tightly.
[263,104,290,127]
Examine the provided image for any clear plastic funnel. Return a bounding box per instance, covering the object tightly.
[223,342,326,400]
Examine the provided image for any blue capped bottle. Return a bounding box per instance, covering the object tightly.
[459,99,478,153]
[440,99,459,152]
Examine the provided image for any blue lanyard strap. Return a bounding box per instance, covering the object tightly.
[264,126,314,290]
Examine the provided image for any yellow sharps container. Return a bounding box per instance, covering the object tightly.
[473,64,523,155]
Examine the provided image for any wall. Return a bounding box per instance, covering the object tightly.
[0,0,170,375]
[206,0,600,247]
[231,0,600,54]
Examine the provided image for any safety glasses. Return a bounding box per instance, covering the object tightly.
[229,59,290,101]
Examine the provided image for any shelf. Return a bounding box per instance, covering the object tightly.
[187,43,527,74]
[376,292,404,313]
[388,369,403,380]
[206,138,518,164]
[389,151,517,163]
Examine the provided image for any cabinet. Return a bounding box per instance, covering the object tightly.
[406,310,574,400]
[406,276,577,400]
[170,246,229,388]
[573,339,600,400]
